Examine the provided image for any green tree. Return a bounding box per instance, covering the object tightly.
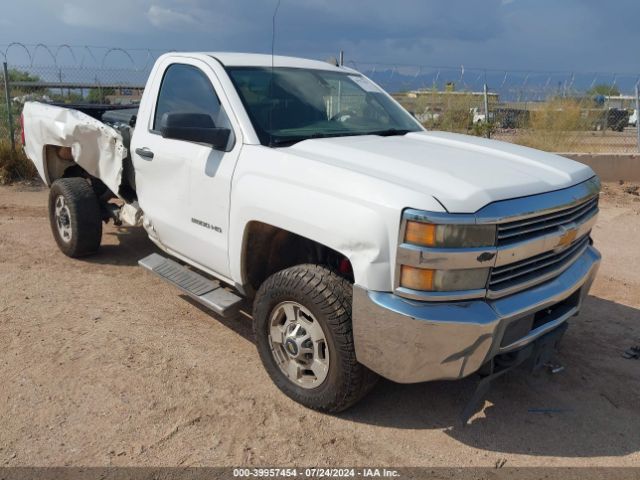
[87,87,115,104]
[587,84,620,96]
[1,69,43,97]
[7,69,40,83]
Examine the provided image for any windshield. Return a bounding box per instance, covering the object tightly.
[226,67,422,147]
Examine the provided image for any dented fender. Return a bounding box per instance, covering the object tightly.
[22,102,127,195]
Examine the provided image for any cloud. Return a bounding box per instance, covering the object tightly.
[147,5,198,30]
[60,3,107,28]
[58,0,144,32]
[1,0,640,75]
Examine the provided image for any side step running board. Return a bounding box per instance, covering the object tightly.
[139,253,242,317]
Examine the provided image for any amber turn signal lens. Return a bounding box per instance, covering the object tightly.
[400,265,435,291]
[405,221,436,246]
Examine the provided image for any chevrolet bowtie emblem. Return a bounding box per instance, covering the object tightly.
[556,227,578,249]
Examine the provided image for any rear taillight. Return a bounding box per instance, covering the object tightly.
[19,113,25,146]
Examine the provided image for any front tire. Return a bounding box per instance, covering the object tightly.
[48,178,102,257]
[253,264,378,412]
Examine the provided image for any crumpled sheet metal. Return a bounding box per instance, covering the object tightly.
[23,102,127,195]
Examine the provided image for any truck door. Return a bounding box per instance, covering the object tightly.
[132,58,242,279]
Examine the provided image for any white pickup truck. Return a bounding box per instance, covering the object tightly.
[21,52,601,414]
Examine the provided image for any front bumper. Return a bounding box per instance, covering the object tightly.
[352,245,601,383]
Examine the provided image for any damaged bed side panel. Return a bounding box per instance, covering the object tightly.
[22,102,127,195]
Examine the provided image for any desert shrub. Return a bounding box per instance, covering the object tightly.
[401,90,492,133]
[0,140,37,184]
[471,121,496,138]
[437,108,472,132]
[510,99,587,152]
[529,99,585,131]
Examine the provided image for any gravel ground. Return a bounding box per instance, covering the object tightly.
[0,181,639,467]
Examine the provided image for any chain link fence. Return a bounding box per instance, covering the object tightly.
[2,44,640,165]
[350,61,640,154]
[0,44,157,173]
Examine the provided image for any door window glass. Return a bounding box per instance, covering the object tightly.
[153,63,234,146]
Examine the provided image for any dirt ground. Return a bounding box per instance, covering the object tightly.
[0,181,639,468]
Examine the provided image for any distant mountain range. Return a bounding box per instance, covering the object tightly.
[361,67,638,100]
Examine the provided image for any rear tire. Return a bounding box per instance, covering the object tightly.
[253,264,378,413]
[48,178,102,257]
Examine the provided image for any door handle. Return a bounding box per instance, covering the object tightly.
[135,147,154,159]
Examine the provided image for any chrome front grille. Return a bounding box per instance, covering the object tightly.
[489,234,591,297]
[497,195,598,245]
[395,178,600,302]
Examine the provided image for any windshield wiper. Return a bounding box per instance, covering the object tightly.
[269,131,360,147]
[269,137,305,147]
[368,128,413,137]
[270,133,328,147]
[269,129,412,147]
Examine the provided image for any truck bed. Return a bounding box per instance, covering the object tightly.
[49,103,138,124]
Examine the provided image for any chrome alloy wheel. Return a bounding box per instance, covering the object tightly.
[54,195,72,243]
[268,301,330,389]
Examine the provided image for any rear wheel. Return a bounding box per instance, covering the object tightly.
[48,178,102,257]
[253,264,378,412]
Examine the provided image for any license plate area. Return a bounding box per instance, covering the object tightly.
[500,289,581,348]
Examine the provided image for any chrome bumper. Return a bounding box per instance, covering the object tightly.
[352,245,601,383]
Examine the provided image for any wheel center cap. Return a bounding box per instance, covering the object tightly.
[284,338,299,357]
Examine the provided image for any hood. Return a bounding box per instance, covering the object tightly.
[286,131,595,213]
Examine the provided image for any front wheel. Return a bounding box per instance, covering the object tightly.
[48,178,102,257]
[253,264,378,413]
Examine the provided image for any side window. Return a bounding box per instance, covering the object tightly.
[153,64,234,144]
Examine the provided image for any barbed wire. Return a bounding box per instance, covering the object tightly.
[2,43,639,86]
[0,43,171,71]
[347,60,640,97]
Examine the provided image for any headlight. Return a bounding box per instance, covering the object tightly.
[400,265,490,291]
[404,221,496,248]
[397,211,497,297]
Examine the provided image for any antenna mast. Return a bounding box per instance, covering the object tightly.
[269,0,282,146]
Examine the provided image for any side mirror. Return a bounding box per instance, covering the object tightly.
[160,112,231,151]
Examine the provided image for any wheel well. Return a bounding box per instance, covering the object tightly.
[44,144,122,203]
[45,145,100,187]
[242,221,354,297]
[44,145,76,183]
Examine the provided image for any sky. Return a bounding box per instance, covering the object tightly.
[0,0,639,75]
